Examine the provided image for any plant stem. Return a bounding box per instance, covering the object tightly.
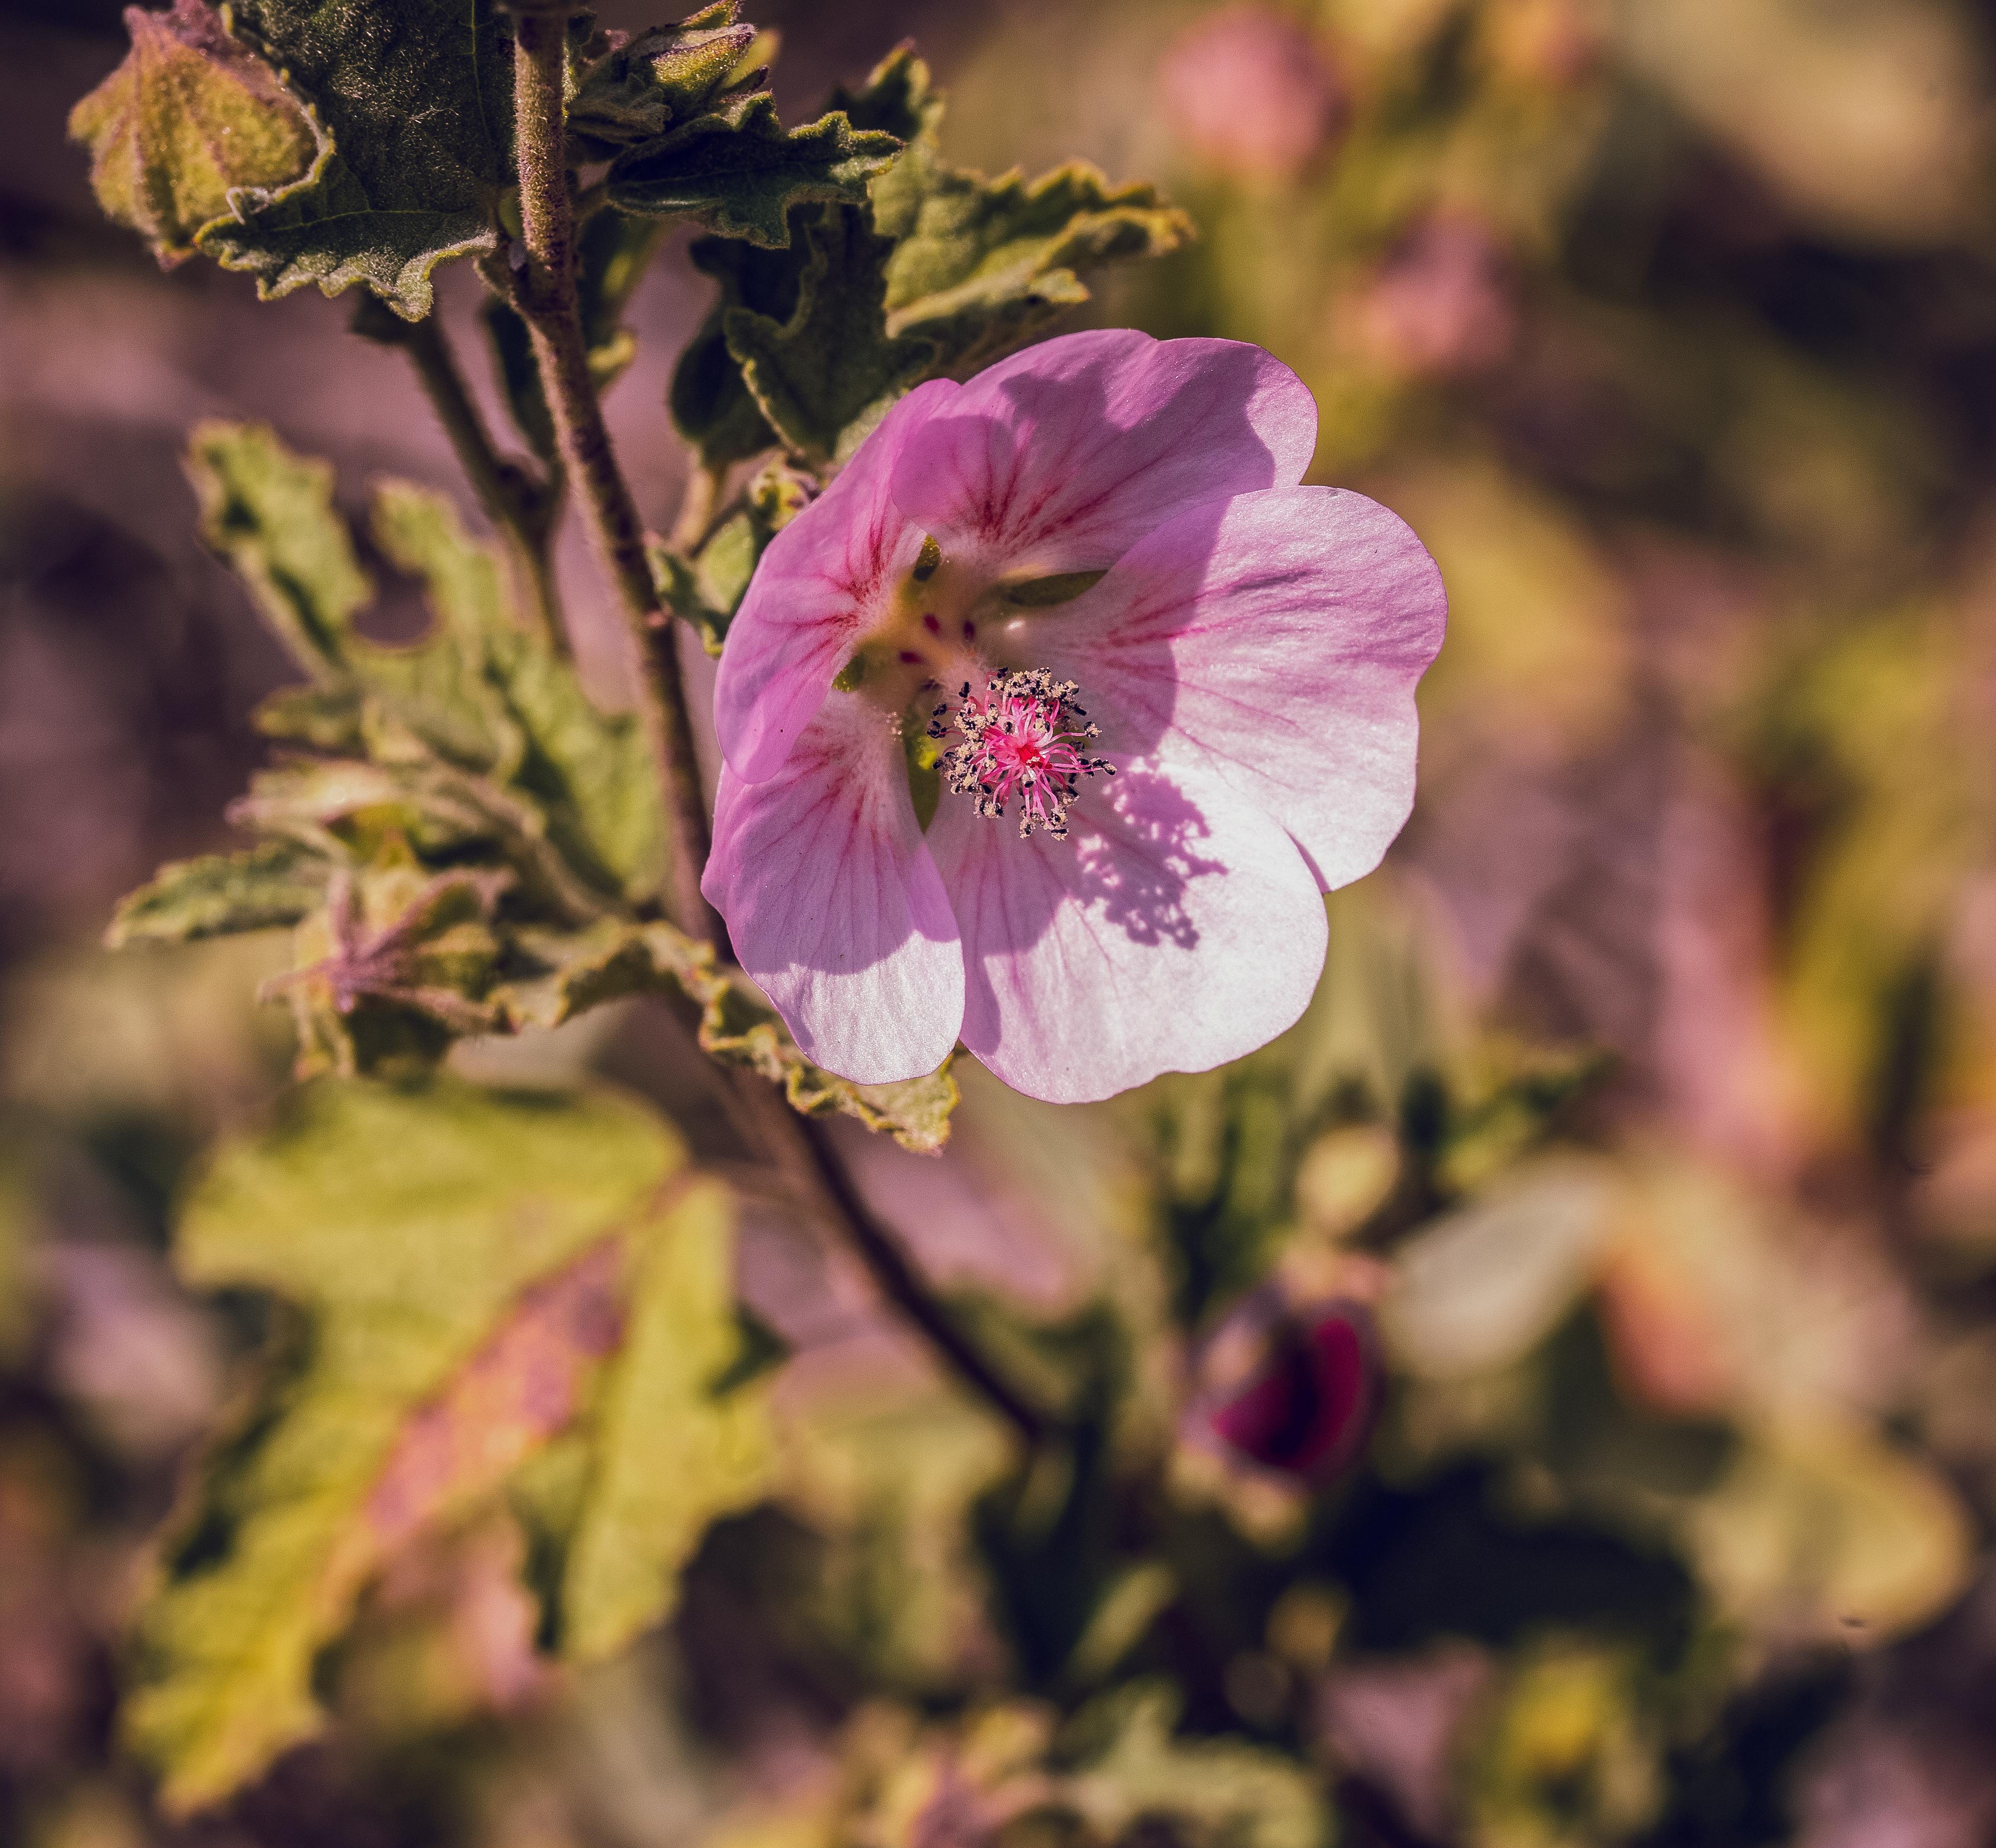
[727,1073,1053,1450]
[397,313,565,652]
[507,5,1049,1453]
[509,5,717,944]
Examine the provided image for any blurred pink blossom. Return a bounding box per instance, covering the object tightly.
[1351,216,1518,379]
[704,330,1446,1103]
[1205,1300,1379,1481]
[1158,4,1348,185]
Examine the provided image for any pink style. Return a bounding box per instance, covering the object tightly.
[702,329,1448,1105]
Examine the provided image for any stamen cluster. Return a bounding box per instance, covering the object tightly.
[930,669,1113,839]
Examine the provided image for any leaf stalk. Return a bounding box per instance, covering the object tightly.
[395,311,566,653]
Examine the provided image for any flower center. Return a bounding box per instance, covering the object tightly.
[926,669,1113,840]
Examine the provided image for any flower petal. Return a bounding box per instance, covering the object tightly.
[1027,486,1445,891]
[929,759,1328,1103]
[702,694,964,1084]
[714,377,959,783]
[889,330,1318,582]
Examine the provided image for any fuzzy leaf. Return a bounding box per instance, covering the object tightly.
[194,0,514,319]
[122,1078,765,1813]
[188,425,662,907]
[870,51,1191,375]
[569,4,760,159]
[652,924,960,1154]
[107,841,328,946]
[722,204,939,465]
[606,93,899,247]
[672,49,1188,466]
[186,420,371,677]
[649,457,812,653]
[67,0,315,267]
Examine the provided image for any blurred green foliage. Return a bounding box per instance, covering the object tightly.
[15,0,1996,1846]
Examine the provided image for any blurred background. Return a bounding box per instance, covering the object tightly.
[5,0,1996,1843]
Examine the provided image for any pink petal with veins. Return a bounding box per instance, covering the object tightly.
[715,378,958,783]
[888,330,1318,582]
[1024,487,1446,891]
[702,693,964,1084]
[927,758,1328,1103]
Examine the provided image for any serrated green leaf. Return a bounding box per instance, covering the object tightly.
[561,1176,769,1659]
[494,918,667,1032]
[723,204,940,465]
[876,153,1191,376]
[187,426,663,911]
[649,457,812,653]
[187,420,371,678]
[194,0,515,319]
[671,49,1187,467]
[123,1077,692,1813]
[667,927,959,1154]
[107,841,330,947]
[569,4,760,159]
[67,0,315,268]
[607,93,899,247]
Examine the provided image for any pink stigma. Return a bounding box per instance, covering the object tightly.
[928,669,1113,839]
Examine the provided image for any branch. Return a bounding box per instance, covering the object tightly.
[508,3,718,944]
[725,1071,1054,1451]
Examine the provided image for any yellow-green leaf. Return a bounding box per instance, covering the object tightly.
[121,1077,766,1814]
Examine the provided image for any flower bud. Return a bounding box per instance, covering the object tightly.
[1197,1292,1380,1483]
[67,0,315,268]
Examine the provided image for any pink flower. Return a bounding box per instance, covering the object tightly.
[1157,5,1348,186]
[702,330,1446,1104]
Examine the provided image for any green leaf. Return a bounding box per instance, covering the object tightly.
[187,425,663,909]
[67,0,315,267]
[107,841,329,947]
[722,204,940,465]
[123,1077,765,1813]
[568,3,761,160]
[877,158,1190,381]
[186,420,372,678]
[194,0,515,319]
[649,458,812,653]
[606,93,899,247]
[560,1176,768,1659]
[668,309,779,467]
[1060,1685,1327,1848]
[670,230,809,465]
[674,930,960,1154]
[670,48,1189,467]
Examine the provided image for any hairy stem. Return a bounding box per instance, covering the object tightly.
[397,313,565,652]
[509,6,717,943]
[507,5,1048,1452]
